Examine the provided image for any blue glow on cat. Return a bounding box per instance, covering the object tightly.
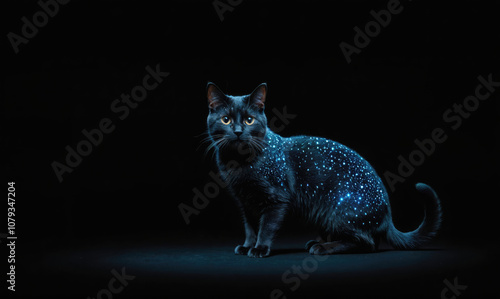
[250,130,388,230]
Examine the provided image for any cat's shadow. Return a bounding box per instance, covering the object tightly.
[271,247,444,256]
[272,248,307,255]
[376,247,444,252]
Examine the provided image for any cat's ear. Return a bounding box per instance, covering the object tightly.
[249,83,267,110]
[207,82,227,110]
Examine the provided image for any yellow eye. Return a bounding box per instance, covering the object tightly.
[245,116,255,125]
[221,116,231,125]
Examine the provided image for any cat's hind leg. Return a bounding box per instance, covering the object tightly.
[305,232,333,251]
[305,240,320,251]
[308,232,376,255]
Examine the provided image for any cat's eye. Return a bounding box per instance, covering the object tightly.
[245,116,255,126]
[221,116,232,125]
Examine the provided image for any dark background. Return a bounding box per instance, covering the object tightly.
[3,0,499,298]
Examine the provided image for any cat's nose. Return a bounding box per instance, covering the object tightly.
[234,131,243,138]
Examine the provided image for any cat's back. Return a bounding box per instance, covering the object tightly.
[282,134,366,171]
[281,134,385,192]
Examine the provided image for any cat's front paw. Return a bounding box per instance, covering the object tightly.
[248,245,271,258]
[234,245,251,255]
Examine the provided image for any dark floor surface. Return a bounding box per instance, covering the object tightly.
[13,234,496,299]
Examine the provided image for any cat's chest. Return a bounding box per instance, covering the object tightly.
[253,146,288,184]
[230,162,289,207]
[226,155,287,188]
[221,149,289,200]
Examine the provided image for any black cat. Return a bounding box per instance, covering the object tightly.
[205,82,442,258]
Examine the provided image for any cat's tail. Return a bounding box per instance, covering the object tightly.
[385,183,442,250]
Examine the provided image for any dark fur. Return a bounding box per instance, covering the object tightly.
[205,82,442,258]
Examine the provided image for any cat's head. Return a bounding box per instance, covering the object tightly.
[205,82,268,158]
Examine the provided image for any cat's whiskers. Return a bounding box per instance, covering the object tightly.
[249,136,267,153]
[196,131,215,151]
[205,137,225,153]
[203,134,226,159]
